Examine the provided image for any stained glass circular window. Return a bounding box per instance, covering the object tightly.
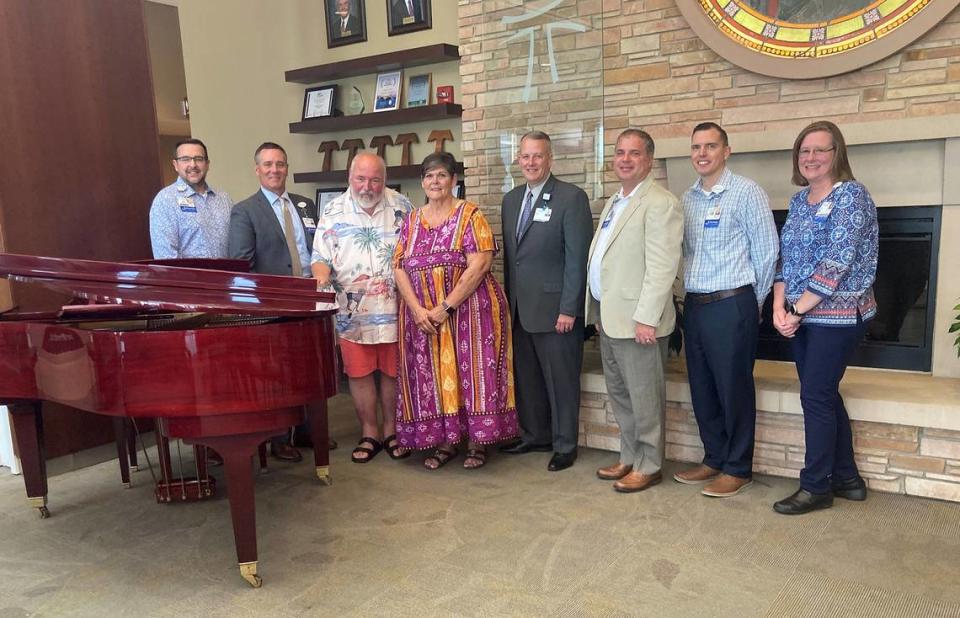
[678,0,960,78]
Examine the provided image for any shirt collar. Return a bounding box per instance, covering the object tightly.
[175,177,214,198]
[615,176,648,202]
[525,177,548,195]
[260,187,290,206]
[347,188,392,216]
[692,167,731,198]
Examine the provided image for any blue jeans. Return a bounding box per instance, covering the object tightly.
[792,317,866,494]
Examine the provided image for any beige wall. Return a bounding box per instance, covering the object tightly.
[178,0,461,204]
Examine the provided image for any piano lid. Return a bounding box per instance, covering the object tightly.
[0,254,336,316]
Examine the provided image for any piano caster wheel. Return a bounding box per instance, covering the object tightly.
[316,466,331,486]
[37,506,50,519]
[239,562,262,588]
[29,497,50,519]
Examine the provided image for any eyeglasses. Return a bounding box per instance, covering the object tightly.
[174,156,208,164]
[798,146,835,158]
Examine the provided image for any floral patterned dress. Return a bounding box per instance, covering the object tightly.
[392,200,518,449]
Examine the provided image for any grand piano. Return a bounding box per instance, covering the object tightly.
[0,254,338,587]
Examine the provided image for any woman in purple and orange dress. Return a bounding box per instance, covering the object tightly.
[392,152,518,469]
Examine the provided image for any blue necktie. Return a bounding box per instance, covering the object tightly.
[517,190,533,241]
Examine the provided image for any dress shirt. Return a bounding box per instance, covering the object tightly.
[312,188,413,343]
[775,180,878,326]
[149,177,233,259]
[681,167,778,307]
[261,187,311,277]
[517,179,547,231]
[588,179,645,301]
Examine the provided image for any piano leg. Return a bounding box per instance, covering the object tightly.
[7,402,50,518]
[126,419,139,471]
[307,399,331,485]
[113,417,131,488]
[195,433,271,588]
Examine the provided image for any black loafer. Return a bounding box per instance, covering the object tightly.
[832,476,867,501]
[773,488,833,515]
[499,440,552,454]
[548,450,577,472]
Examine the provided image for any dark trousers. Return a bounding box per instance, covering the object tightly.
[683,289,758,478]
[792,317,866,494]
[512,315,584,454]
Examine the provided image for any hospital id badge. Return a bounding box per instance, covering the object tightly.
[703,205,721,228]
[533,207,552,222]
[302,217,316,228]
[814,201,834,222]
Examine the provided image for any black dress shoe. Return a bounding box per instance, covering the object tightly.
[271,443,303,463]
[548,450,577,472]
[773,488,833,515]
[832,476,867,501]
[499,440,552,454]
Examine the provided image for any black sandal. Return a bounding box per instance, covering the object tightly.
[463,448,487,469]
[350,436,382,463]
[424,446,458,470]
[383,434,411,460]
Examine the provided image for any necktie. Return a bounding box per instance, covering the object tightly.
[341,17,348,33]
[280,197,303,276]
[406,0,415,16]
[516,190,534,241]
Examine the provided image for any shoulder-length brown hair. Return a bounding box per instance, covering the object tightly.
[791,120,855,186]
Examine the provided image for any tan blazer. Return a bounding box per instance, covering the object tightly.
[584,177,683,339]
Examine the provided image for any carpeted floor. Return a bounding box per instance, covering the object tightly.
[1,394,960,617]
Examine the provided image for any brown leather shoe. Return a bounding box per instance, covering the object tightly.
[673,464,720,485]
[596,462,633,481]
[613,470,662,493]
[271,443,303,463]
[702,473,753,497]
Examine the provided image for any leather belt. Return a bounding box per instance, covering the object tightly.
[686,284,753,305]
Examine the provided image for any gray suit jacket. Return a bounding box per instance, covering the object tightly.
[502,174,593,333]
[228,190,316,276]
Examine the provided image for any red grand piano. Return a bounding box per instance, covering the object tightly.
[0,254,338,587]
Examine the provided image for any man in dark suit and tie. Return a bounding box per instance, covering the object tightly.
[228,141,318,463]
[391,0,424,27]
[333,0,361,37]
[498,130,593,471]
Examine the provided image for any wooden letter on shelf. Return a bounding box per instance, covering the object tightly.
[395,133,419,166]
[428,130,454,154]
[369,135,394,161]
[317,141,339,172]
[340,139,365,171]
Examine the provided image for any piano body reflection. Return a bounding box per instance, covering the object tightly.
[0,254,338,587]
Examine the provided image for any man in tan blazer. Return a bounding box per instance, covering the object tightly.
[585,129,683,493]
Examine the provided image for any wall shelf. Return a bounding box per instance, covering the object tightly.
[285,43,460,83]
[289,103,461,133]
[293,163,465,184]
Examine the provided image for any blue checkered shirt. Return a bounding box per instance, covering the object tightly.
[681,168,779,307]
[149,177,233,259]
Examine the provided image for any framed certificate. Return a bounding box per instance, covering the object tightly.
[374,70,402,112]
[302,85,336,120]
[316,187,347,211]
[406,73,431,108]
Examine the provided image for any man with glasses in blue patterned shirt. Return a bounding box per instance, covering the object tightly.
[150,139,233,259]
[674,122,778,498]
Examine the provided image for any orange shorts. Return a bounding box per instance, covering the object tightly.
[338,339,398,379]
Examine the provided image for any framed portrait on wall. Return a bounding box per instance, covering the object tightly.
[325,0,367,48]
[386,0,431,36]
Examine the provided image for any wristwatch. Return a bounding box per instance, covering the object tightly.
[785,300,806,317]
[441,300,456,315]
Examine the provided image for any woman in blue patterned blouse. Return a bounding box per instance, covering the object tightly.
[771,120,879,515]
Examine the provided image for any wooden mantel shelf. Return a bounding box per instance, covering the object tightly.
[293,163,465,184]
[289,103,461,133]
[285,43,460,84]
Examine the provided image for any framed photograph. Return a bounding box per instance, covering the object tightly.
[316,187,347,211]
[387,0,431,36]
[406,73,431,108]
[374,70,402,112]
[302,85,336,120]
[325,0,366,48]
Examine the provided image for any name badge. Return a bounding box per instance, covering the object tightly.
[703,205,722,228]
[533,207,552,222]
[814,201,834,221]
[302,217,316,228]
[179,205,197,213]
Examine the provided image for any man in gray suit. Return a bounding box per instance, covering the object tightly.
[498,131,593,471]
[228,141,317,463]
